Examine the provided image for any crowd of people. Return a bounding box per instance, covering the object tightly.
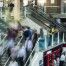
[5,23,38,66]
[53,52,66,66]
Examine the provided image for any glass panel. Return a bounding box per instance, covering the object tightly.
[53,33,57,45]
[46,7,60,13]
[59,32,63,43]
[47,35,52,46]
[39,38,45,51]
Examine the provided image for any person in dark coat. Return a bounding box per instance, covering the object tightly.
[23,27,32,40]
[59,53,65,66]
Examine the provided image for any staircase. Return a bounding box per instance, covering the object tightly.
[3,36,24,66]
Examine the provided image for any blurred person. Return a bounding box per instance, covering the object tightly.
[59,53,65,66]
[25,38,33,52]
[56,57,60,66]
[8,60,18,66]
[25,39,33,61]
[11,46,19,60]
[7,28,18,40]
[53,59,57,66]
[17,46,26,66]
[7,38,15,57]
[22,27,33,45]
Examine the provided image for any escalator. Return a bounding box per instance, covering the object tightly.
[26,6,66,32]
[26,6,50,31]
[3,36,25,66]
[0,35,23,66]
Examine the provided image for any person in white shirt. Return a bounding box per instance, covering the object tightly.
[54,59,57,66]
[26,40,33,51]
[11,46,19,60]
[59,53,65,66]
[25,39,33,60]
[7,39,15,49]
[56,57,60,66]
[7,39,15,56]
[8,60,18,66]
[17,46,26,66]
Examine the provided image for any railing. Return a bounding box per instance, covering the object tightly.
[24,31,66,66]
[4,36,23,66]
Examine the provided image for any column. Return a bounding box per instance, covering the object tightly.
[23,0,28,18]
[13,0,20,21]
[45,35,47,49]
[51,34,54,46]
[61,0,64,13]
[63,32,65,43]
[57,32,60,44]
[44,29,47,49]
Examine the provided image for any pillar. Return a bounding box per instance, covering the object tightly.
[61,0,64,13]
[57,32,60,44]
[51,34,54,46]
[45,35,47,49]
[13,0,20,21]
[63,32,65,43]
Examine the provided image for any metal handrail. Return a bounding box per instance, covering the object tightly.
[4,36,23,66]
[24,38,66,66]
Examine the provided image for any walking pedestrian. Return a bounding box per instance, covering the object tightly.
[59,53,65,66]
